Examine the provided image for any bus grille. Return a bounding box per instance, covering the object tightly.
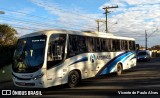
[12,73,31,80]
[16,82,35,86]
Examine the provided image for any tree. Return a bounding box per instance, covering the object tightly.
[151,45,160,50]
[0,24,18,45]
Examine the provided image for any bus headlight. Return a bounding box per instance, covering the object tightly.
[33,73,44,80]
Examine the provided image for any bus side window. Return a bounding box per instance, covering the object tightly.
[110,39,113,51]
[87,37,94,52]
[70,35,77,52]
[106,39,112,52]
[86,37,89,52]
[92,37,95,52]
[68,35,75,56]
[95,38,101,52]
[129,41,135,50]
[70,35,78,52]
[132,41,135,50]
[68,35,87,57]
[121,40,125,51]
[116,40,120,51]
[78,36,86,52]
[112,39,116,51]
[101,39,106,52]
[125,40,129,50]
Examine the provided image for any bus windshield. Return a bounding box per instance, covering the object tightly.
[12,35,46,73]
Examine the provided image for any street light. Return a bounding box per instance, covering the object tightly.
[0,11,5,14]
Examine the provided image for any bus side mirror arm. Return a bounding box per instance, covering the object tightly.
[136,44,139,52]
[135,44,139,60]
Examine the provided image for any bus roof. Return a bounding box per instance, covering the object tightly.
[20,29,135,40]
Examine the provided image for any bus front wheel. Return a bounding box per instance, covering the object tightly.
[117,63,122,76]
[68,70,81,88]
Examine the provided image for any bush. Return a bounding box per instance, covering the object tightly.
[0,45,15,68]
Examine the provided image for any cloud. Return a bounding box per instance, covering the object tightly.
[9,0,159,47]
[99,0,160,47]
[100,0,127,9]
[30,0,102,31]
[1,6,60,35]
[124,0,160,5]
[9,8,36,18]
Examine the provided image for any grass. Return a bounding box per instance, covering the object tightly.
[0,64,12,82]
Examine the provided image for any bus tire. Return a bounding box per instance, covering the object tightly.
[117,63,122,76]
[68,70,81,88]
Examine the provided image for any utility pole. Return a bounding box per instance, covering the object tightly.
[103,5,118,33]
[145,30,148,50]
[96,19,105,32]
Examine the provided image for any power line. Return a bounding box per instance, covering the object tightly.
[1,15,87,28]
[0,7,56,21]
[148,28,159,38]
[0,7,99,30]
[31,1,100,22]
[0,7,101,25]
[0,16,56,28]
[1,5,118,32]
[1,15,97,31]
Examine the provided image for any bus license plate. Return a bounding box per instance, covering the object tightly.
[18,82,25,86]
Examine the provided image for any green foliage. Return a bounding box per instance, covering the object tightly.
[0,45,15,68]
[0,24,18,45]
[151,45,160,50]
[0,24,18,67]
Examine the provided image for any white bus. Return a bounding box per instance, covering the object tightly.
[12,29,137,88]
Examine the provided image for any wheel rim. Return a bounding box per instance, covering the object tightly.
[117,64,122,75]
[68,71,80,87]
[71,74,77,83]
[118,66,121,72]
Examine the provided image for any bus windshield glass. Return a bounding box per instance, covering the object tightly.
[12,35,46,73]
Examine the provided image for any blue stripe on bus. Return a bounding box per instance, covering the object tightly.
[69,57,88,66]
[96,52,128,75]
[101,52,133,75]
[96,52,128,76]
[96,51,134,76]
[121,52,134,63]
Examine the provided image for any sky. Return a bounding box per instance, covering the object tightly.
[0,0,160,47]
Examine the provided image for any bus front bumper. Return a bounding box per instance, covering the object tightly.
[12,76,46,88]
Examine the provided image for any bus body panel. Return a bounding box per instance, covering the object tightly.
[46,66,63,87]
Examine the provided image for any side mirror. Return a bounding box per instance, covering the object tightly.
[136,44,139,51]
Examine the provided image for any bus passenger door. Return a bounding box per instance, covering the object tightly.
[46,68,62,87]
[46,34,66,87]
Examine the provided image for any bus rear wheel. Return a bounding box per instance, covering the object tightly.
[117,63,122,76]
[68,70,81,88]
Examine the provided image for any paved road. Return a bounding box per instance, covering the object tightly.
[1,57,160,98]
